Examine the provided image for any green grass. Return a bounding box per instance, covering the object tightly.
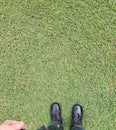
[0,0,115,130]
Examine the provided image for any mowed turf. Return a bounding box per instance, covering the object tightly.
[0,0,115,130]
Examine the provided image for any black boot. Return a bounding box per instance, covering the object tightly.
[70,104,83,129]
[51,102,63,124]
[37,102,63,130]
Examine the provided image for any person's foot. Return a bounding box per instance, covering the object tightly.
[50,102,62,124]
[70,104,83,128]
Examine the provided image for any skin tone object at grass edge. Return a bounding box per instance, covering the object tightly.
[0,120,26,130]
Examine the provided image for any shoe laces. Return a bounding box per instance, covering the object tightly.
[73,113,82,125]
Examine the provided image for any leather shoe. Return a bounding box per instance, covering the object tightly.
[70,104,83,128]
[50,102,62,124]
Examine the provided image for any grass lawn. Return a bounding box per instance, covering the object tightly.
[0,0,115,130]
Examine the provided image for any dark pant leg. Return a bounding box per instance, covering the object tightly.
[47,122,64,130]
[71,126,85,130]
[37,122,64,130]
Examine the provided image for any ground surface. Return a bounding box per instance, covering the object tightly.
[0,0,115,130]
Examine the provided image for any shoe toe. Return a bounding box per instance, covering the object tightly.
[74,105,83,116]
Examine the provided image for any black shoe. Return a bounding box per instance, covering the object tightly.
[70,104,83,128]
[50,102,62,124]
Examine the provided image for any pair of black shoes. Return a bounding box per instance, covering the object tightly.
[51,102,83,129]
